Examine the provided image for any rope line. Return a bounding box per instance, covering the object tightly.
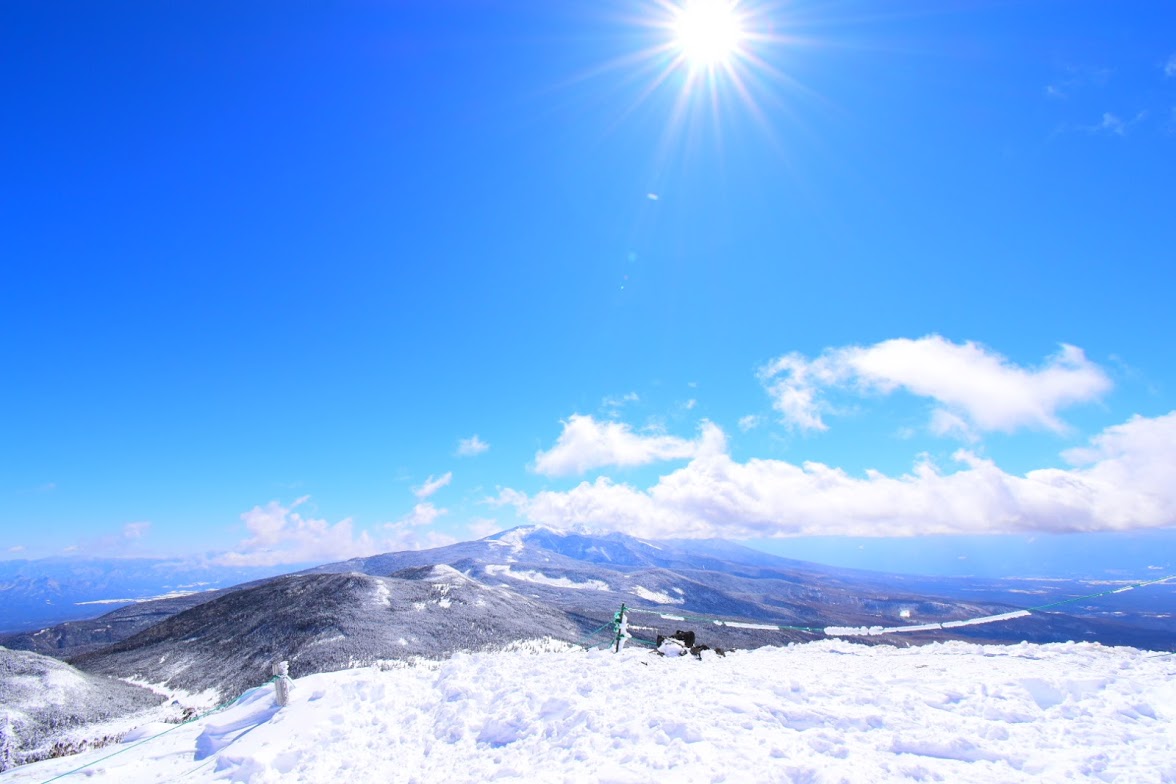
[572,621,616,650]
[1023,574,1176,613]
[38,676,281,784]
[619,573,1176,641]
[627,607,825,634]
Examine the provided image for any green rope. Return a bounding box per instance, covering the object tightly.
[38,676,282,784]
[625,573,1176,640]
[626,606,824,634]
[1024,574,1176,613]
[572,621,616,650]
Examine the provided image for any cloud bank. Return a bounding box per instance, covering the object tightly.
[533,415,725,476]
[217,496,461,566]
[218,497,378,567]
[496,412,1176,539]
[758,337,1110,438]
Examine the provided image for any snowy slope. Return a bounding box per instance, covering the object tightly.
[7,640,1174,783]
[0,647,166,769]
[68,569,583,700]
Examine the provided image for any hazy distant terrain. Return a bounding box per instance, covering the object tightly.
[0,558,301,633]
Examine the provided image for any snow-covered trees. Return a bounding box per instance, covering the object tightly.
[0,712,15,772]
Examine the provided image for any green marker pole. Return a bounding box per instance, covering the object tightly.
[613,603,629,653]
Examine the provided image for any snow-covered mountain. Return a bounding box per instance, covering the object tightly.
[312,526,1175,652]
[0,647,167,770]
[68,567,583,700]
[4,527,1173,708]
[6,641,1175,783]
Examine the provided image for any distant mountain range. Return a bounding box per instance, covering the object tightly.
[4,527,1173,712]
[0,558,301,633]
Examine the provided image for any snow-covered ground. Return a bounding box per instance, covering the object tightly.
[6,640,1174,783]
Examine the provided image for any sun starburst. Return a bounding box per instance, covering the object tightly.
[671,0,746,69]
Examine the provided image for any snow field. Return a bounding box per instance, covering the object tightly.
[6,640,1175,784]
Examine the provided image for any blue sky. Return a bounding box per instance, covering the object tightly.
[2,0,1174,578]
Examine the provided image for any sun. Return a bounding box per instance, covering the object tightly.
[671,0,746,69]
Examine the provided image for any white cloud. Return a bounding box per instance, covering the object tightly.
[394,502,445,528]
[413,472,453,499]
[122,521,151,539]
[496,412,1176,539]
[1044,65,1111,100]
[929,410,977,442]
[738,415,761,432]
[381,502,457,552]
[7,545,25,554]
[602,392,640,418]
[467,517,503,539]
[456,435,490,457]
[217,498,378,567]
[533,415,724,477]
[1087,111,1148,136]
[759,337,1110,437]
[1165,53,1176,78]
[1097,112,1125,135]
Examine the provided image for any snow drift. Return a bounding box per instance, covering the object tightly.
[7,639,1174,783]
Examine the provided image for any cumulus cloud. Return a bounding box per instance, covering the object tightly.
[456,435,490,457]
[218,496,378,567]
[758,336,1110,438]
[381,502,457,552]
[495,412,1176,539]
[533,415,725,477]
[413,472,453,499]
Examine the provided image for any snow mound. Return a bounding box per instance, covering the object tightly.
[483,564,610,591]
[631,585,684,605]
[8,641,1175,783]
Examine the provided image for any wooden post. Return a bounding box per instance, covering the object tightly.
[273,661,291,707]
